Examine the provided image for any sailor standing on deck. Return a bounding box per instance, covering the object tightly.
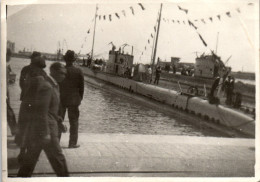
[154,66,161,85]
[59,50,84,148]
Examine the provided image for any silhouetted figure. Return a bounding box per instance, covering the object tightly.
[154,66,161,85]
[59,50,84,148]
[17,62,69,177]
[225,76,235,105]
[16,52,48,166]
[208,76,220,104]
[19,51,47,101]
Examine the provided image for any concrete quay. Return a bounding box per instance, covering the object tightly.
[7,132,255,177]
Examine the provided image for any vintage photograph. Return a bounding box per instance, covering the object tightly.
[2,0,259,179]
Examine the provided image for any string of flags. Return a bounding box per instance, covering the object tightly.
[140,23,158,58]
[161,5,243,26]
[97,3,145,22]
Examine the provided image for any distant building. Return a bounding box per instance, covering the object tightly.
[106,48,134,76]
[7,40,15,53]
[157,60,171,68]
[171,57,180,66]
[41,52,58,60]
[16,50,58,60]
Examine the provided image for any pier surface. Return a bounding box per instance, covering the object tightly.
[7,132,254,177]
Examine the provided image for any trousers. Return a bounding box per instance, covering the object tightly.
[17,137,69,177]
[59,105,79,146]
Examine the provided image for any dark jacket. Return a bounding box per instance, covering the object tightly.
[16,76,61,147]
[59,65,84,106]
[19,64,47,101]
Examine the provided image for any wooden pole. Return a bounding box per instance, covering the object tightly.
[91,4,98,60]
[151,3,163,76]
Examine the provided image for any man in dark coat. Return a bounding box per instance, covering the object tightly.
[17,62,69,177]
[15,52,48,162]
[225,76,235,105]
[59,50,84,148]
[19,51,47,101]
[153,66,161,85]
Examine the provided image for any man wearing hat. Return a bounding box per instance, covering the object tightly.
[18,62,69,177]
[59,50,84,148]
[19,51,47,101]
[16,51,48,162]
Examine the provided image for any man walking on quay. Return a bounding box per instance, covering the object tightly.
[59,50,84,148]
[17,62,69,177]
[16,52,48,162]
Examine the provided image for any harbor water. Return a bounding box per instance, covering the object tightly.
[9,57,224,137]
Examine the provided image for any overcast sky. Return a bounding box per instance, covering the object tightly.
[6,0,258,72]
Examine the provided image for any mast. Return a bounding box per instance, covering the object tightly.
[150,11,159,65]
[215,32,219,54]
[151,3,163,75]
[91,4,98,60]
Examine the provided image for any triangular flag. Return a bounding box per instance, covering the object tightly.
[109,14,112,21]
[130,6,135,15]
[115,13,120,19]
[138,3,145,10]
[198,33,207,47]
[177,5,188,14]
[226,12,231,17]
[209,17,213,22]
[217,15,221,20]
[122,10,126,17]
[103,15,106,20]
[188,20,197,30]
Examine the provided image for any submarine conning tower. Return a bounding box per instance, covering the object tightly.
[194,53,228,79]
[106,47,134,76]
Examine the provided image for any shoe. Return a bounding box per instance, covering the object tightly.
[68,144,80,148]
